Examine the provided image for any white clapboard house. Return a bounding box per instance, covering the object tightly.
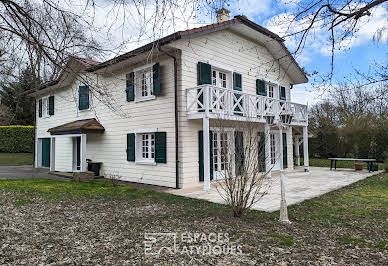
[30,9,310,189]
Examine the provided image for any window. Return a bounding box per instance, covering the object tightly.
[267,84,274,98]
[42,97,48,117]
[270,133,276,165]
[212,70,227,88]
[128,131,166,164]
[39,96,51,118]
[135,67,154,100]
[79,85,90,110]
[141,133,155,160]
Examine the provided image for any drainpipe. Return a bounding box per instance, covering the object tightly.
[159,47,180,189]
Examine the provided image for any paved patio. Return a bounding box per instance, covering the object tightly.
[0,165,69,181]
[167,167,382,212]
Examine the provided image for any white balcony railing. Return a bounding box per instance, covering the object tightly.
[186,85,308,125]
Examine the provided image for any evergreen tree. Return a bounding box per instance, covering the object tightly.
[0,68,40,125]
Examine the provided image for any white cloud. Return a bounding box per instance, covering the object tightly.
[58,0,204,59]
[291,83,328,106]
[266,4,387,59]
[233,0,272,19]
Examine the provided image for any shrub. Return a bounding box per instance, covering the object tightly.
[384,151,388,172]
[0,126,34,153]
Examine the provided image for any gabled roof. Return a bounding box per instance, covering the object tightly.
[47,118,105,135]
[32,15,307,95]
[31,56,100,94]
[86,15,307,84]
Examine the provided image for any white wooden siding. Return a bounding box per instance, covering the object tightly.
[36,56,177,187]
[172,29,295,187]
[35,28,301,188]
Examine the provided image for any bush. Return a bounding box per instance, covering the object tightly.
[384,151,388,172]
[0,126,34,153]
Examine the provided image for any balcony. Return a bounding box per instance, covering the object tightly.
[186,85,308,126]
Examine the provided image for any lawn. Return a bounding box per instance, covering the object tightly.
[0,152,33,165]
[302,157,384,169]
[0,174,387,264]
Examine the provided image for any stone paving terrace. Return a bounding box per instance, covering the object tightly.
[168,167,383,212]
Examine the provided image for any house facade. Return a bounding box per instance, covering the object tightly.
[31,11,310,189]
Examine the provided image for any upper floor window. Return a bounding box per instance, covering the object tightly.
[38,95,54,118]
[212,69,227,88]
[78,85,90,110]
[137,67,154,99]
[267,84,274,98]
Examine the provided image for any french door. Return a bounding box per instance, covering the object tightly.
[212,130,234,180]
[211,69,229,111]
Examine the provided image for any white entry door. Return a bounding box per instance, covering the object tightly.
[212,130,235,180]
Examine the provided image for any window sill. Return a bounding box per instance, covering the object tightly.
[135,160,156,165]
[78,108,91,112]
[135,96,156,103]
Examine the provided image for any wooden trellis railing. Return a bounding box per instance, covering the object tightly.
[186,85,308,125]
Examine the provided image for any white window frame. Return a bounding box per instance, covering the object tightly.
[134,63,155,102]
[210,127,236,179]
[40,96,49,118]
[267,83,275,98]
[78,84,92,112]
[210,66,232,90]
[270,133,276,165]
[135,132,156,165]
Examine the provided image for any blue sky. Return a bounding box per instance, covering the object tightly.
[221,0,388,104]
[92,0,387,105]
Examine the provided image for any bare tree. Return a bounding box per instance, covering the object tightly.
[274,0,388,82]
[210,119,274,217]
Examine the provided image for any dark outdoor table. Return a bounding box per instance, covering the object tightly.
[328,158,377,172]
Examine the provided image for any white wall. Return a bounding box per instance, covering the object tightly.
[35,28,301,188]
[35,55,177,187]
[172,29,296,187]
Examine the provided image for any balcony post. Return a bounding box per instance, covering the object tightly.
[303,126,309,172]
[294,135,300,166]
[278,124,290,223]
[203,86,211,191]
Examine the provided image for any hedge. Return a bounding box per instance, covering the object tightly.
[0,126,34,153]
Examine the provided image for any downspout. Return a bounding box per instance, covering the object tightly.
[159,47,180,189]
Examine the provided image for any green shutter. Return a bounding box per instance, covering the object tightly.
[127,133,135,161]
[197,62,212,85]
[38,99,42,117]
[126,72,135,102]
[233,72,243,114]
[48,96,54,115]
[280,86,286,100]
[256,79,266,96]
[235,131,244,175]
[198,130,213,182]
[153,63,161,96]
[79,85,89,110]
[258,132,265,172]
[233,72,242,91]
[197,62,211,112]
[282,132,288,168]
[155,132,166,163]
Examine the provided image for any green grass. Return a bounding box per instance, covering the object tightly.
[0,153,33,166]
[0,173,387,257]
[271,233,295,246]
[301,157,384,169]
